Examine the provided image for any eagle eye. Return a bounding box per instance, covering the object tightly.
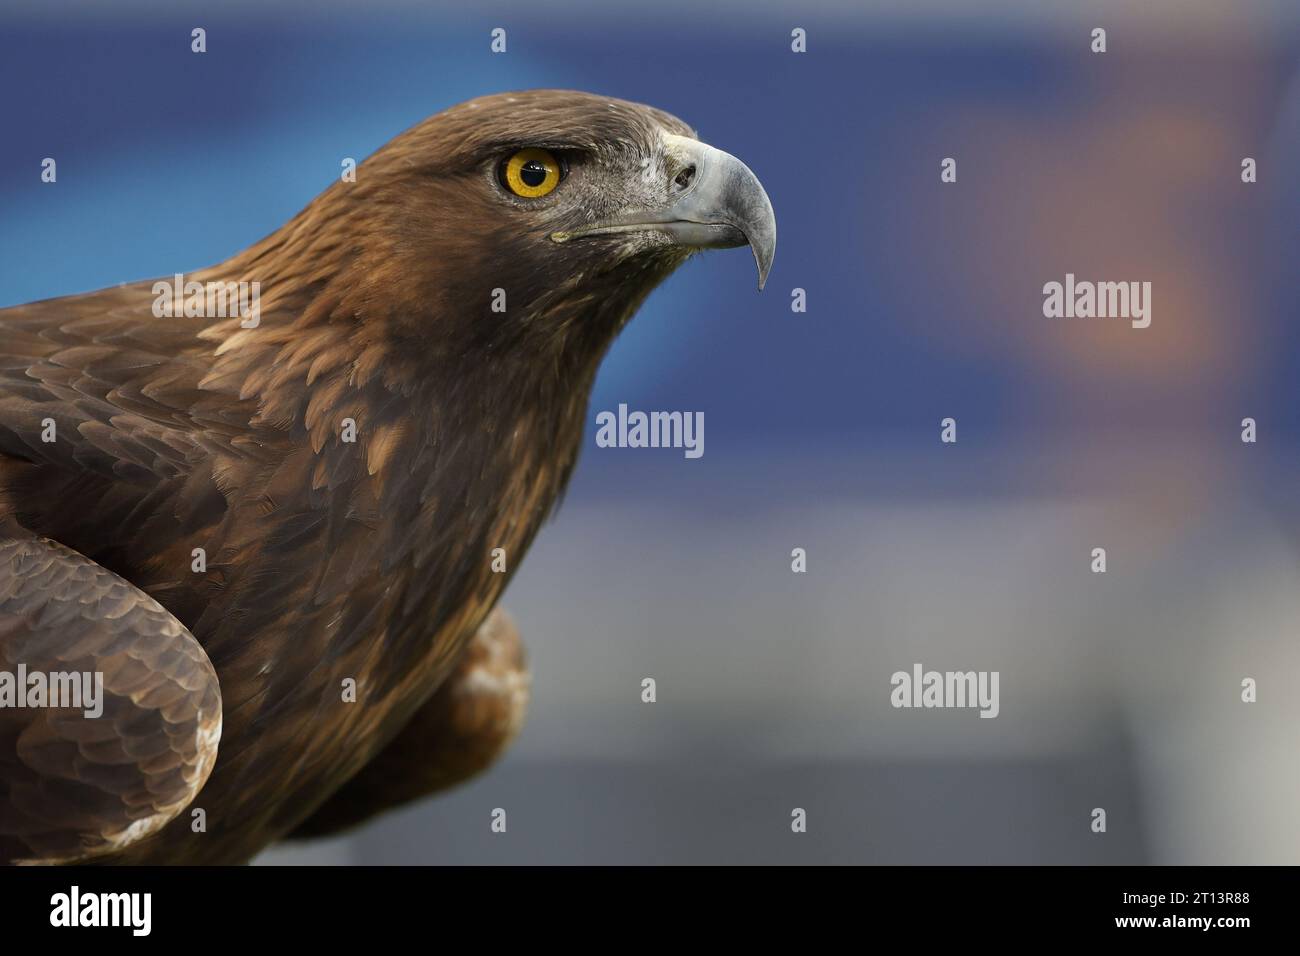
[501,148,564,198]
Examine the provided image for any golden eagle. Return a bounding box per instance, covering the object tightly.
[0,90,775,864]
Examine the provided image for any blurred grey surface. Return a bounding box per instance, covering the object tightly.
[257,445,1300,864]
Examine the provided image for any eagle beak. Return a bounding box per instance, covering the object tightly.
[551,134,776,290]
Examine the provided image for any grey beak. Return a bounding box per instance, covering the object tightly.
[551,134,776,290]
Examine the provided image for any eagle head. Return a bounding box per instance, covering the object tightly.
[259,89,775,372]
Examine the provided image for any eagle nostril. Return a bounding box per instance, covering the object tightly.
[673,165,696,191]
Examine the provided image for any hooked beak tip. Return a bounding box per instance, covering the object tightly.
[753,245,773,291]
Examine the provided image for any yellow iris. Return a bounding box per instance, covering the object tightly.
[503,148,562,198]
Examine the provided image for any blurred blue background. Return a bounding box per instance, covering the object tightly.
[2,0,1298,864]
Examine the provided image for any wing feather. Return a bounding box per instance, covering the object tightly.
[0,530,222,864]
[0,284,266,486]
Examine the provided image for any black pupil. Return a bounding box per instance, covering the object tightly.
[520,160,548,188]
